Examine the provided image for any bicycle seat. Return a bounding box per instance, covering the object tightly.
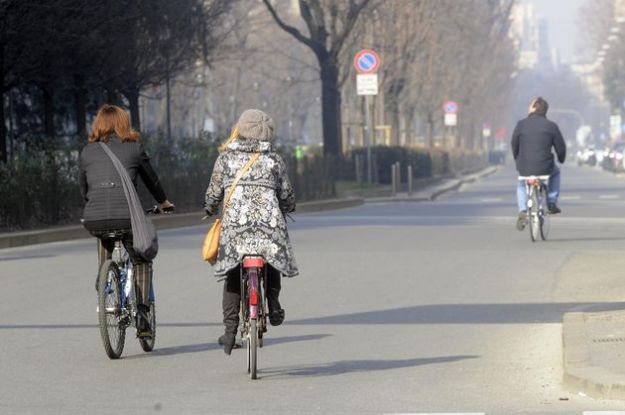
[243,256,264,269]
[518,175,550,185]
[98,229,130,240]
[518,175,550,181]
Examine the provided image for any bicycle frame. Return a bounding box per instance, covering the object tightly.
[239,256,268,379]
[519,175,550,241]
[240,256,267,328]
[107,239,154,322]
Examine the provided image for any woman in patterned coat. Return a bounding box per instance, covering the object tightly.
[204,109,298,354]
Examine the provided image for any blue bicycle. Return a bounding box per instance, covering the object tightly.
[97,206,167,359]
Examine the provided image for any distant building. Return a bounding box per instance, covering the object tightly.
[511,3,559,70]
[511,2,538,69]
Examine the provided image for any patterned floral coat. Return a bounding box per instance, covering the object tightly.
[204,139,299,278]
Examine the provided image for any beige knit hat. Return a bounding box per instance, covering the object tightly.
[236,109,274,141]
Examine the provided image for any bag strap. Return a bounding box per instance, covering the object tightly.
[223,153,261,210]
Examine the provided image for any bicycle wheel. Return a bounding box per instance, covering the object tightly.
[249,319,258,379]
[139,302,156,352]
[539,187,550,240]
[528,191,540,242]
[97,260,126,359]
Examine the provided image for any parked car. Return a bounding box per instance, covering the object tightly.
[576,145,597,167]
[602,143,625,172]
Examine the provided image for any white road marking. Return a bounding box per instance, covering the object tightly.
[480,198,502,202]
[384,413,485,415]
[561,195,581,200]
[583,412,625,415]
[599,195,620,199]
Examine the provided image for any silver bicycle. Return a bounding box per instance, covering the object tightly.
[519,175,550,242]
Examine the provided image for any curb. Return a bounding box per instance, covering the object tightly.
[0,197,364,250]
[366,165,499,204]
[562,309,625,400]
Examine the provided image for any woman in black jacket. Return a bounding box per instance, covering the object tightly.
[79,105,174,337]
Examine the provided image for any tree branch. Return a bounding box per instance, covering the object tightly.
[261,0,319,53]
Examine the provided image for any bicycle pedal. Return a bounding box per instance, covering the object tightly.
[136,330,153,339]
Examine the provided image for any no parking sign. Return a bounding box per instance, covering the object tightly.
[354,50,380,74]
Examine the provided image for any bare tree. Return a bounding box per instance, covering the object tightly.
[262,0,372,156]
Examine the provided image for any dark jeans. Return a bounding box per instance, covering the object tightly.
[95,231,153,307]
[222,265,282,334]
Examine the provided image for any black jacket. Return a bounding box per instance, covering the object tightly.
[79,135,166,231]
[511,113,566,176]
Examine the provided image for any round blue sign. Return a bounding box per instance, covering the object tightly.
[354,50,380,74]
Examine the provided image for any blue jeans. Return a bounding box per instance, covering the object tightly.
[517,166,560,212]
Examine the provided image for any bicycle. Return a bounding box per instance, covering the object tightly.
[239,255,269,379]
[519,175,550,242]
[96,206,171,359]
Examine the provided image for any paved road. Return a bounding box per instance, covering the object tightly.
[2,163,625,414]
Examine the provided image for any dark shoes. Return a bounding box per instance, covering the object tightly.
[136,305,152,338]
[269,309,285,326]
[548,203,561,214]
[516,211,528,231]
[218,333,238,355]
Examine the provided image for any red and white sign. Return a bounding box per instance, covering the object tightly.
[444,101,458,114]
[354,50,380,74]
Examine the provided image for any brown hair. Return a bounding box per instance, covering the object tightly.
[529,97,549,115]
[88,105,140,143]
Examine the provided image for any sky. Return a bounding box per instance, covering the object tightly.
[525,0,585,64]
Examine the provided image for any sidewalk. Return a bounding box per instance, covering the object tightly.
[563,306,625,400]
[366,165,499,203]
[0,197,364,249]
[0,165,499,249]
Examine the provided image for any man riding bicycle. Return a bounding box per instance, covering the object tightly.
[511,97,566,230]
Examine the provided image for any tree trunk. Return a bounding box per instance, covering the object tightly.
[426,111,434,149]
[125,87,141,131]
[319,56,342,156]
[106,87,120,105]
[0,46,7,163]
[74,75,87,137]
[404,106,414,146]
[42,84,54,137]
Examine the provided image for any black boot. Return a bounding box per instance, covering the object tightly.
[218,333,237,355]
[266,268,284,326]
[136,304,152,338]
[221,273,241,355]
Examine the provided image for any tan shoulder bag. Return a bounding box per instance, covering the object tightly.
[202,153,261,264]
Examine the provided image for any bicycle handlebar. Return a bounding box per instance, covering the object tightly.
[146,205,175,215]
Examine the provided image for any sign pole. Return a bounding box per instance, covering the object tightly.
[365,95,374,183]
[354,49,380,184]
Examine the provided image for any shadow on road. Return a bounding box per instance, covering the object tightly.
[123,334,331,359]
[3,302,624,330]
[261,355,479,378]
[547,236,625,243]
[286,302,625,325]
[0,322,222,330]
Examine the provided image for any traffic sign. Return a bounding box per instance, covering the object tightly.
[482,122,491,138]
[444,113,457,127]
[354,50,380,74]
[444,101,458,114]
[357,74,378,95]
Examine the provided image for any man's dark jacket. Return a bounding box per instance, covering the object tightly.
[79,135,166,231]
[511,113,566,176]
